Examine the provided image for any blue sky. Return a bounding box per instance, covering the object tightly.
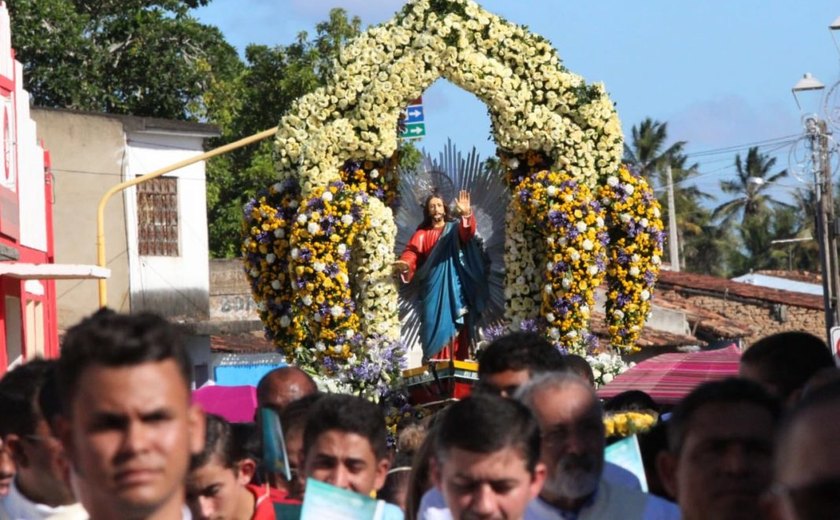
[194,0,840,202]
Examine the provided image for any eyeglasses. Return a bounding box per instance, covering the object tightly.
[771,476,840,520]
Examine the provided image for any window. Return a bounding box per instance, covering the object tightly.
[137,177,179,256]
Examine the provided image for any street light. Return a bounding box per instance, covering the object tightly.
[792,64,840,345]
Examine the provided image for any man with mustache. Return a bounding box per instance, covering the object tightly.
[657,378,780,520]
[516,372,679,519]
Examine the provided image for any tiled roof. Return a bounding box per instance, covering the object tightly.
[655,292,752,338]
[210,332,276,354]
[657,270,824,310]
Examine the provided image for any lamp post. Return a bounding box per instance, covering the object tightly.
[791,70,840,345]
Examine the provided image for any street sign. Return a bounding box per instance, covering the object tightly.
[400,98,425,140]
[401,123,426,138]
[831,326,840,359]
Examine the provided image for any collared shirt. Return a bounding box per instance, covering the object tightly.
[526,480,680,520]
[0,479,87,520]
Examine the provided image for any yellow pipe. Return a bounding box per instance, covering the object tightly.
[96,126,279,308]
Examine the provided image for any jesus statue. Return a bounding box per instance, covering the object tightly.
[394,190,488,361]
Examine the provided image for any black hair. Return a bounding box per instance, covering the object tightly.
[604,390,658,414]
[435,394,541,473]
[666,378,781,454]
[477,331,566,377]
[231,422,261,465]
[280,392,323,436]
[0,358,54,437]
[303,394,388,461]
[563,354,595,386]
[741,331,834,401]
[57,309,192,415]
[190,414,235,471]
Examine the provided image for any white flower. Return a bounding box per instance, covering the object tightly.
[582,239,594,251]
[266,253,276,264]
[290,248,299,259]
[548,327,560,339]
[602,373,614,384]
[271,280,281,290]
[322,191,334,202]
[629,266,640,277]
[316,342,326,352]
[331,306,344,318]
[546,312,556,323]
[652,255,662,265]
[307,222,321,234]
[625,184,635,195]
[607,176,619,187]
[562,277,572,289]
[341,214,354,226]
[547,186,558,197]
[279,315,291,327]
[313,262,326,272]
[302,295,313,306]
[337,243,347,255]
[507,158,520,169]
[639,218,649,228]
[614,310,625,319]
[576,222,587,233]
[297,214,308,224]
[272,182,283,192]
[274,228,285,238]
[370,169,379,179]
[641,290,651,301]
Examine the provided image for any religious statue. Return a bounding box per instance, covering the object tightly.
[394,190,488,361]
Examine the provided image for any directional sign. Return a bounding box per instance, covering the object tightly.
[405,106,424,124]
[401,123,426,139]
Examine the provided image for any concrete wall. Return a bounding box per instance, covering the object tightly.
[209,259,259,321]
[31,109,130,328]
[657,287,824,346]
[124,131,209,319]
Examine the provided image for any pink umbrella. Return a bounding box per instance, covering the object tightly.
[597,345,741,406]
[192,385,258,423]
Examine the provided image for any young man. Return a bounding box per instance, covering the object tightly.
[301,393,402,518]
[657,378,780,520]
[56,309,206,520]
[187,414,274,520]
[517,372,679,519]
[432,394,546,520]
[476,331,566,397]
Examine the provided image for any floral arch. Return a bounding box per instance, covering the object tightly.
[243,0,664,398]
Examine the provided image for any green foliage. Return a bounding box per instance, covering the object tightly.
[7,0,238,120]
[207,9,365,257]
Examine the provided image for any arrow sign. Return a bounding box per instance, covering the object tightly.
[399,122,426,139]
[405,106,424,123]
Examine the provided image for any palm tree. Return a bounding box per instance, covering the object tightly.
[712,147,791,227]
[624,118,715,270]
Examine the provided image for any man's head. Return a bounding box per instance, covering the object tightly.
[515,372,604,508]
[764,380,840,519]
[278,392,323,498]
[432,394,546,520]
[56,309,205,520]
[740,331,834,405]
[302,393,389,496]
[477,332,566,397]
[256,366,318,415]
[658,378,780,520]
[0,359,71,506]
[187,415,253,520]
[562,355,595,387]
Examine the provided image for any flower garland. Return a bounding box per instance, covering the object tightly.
[243,0,666,402]
[604,411,657,439]
[599,166,664,352]
[587,351,634,387]
[511,169,608,354]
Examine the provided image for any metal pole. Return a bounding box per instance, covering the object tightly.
[810,118,835,342]
[96,126,279,308]
[818,119,840,334]
[666,163,680,271]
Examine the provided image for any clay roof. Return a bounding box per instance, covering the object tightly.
[655,292,753,339]
[210,332,277,354]
[657,270,824,310]
[589,311,700,349]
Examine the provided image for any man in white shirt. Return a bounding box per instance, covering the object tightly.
[56,310,206,520]
[516,372,680,519]
[0,360,86,520]
[431,394,546,520]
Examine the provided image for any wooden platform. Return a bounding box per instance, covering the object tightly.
[403,360,479,405]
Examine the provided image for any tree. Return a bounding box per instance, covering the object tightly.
[624,118,716,271]
[6,0,238,120]
[712,147,791,227]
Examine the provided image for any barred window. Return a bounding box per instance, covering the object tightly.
[137,177,179,257]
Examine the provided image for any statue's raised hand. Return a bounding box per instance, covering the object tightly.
[455,190,471,216]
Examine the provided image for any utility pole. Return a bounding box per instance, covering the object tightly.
[811,118,840,340]
[665,163,680,271]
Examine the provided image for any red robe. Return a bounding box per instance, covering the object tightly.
[400,214,476,360]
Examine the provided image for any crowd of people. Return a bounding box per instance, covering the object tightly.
[0,309,838,519]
